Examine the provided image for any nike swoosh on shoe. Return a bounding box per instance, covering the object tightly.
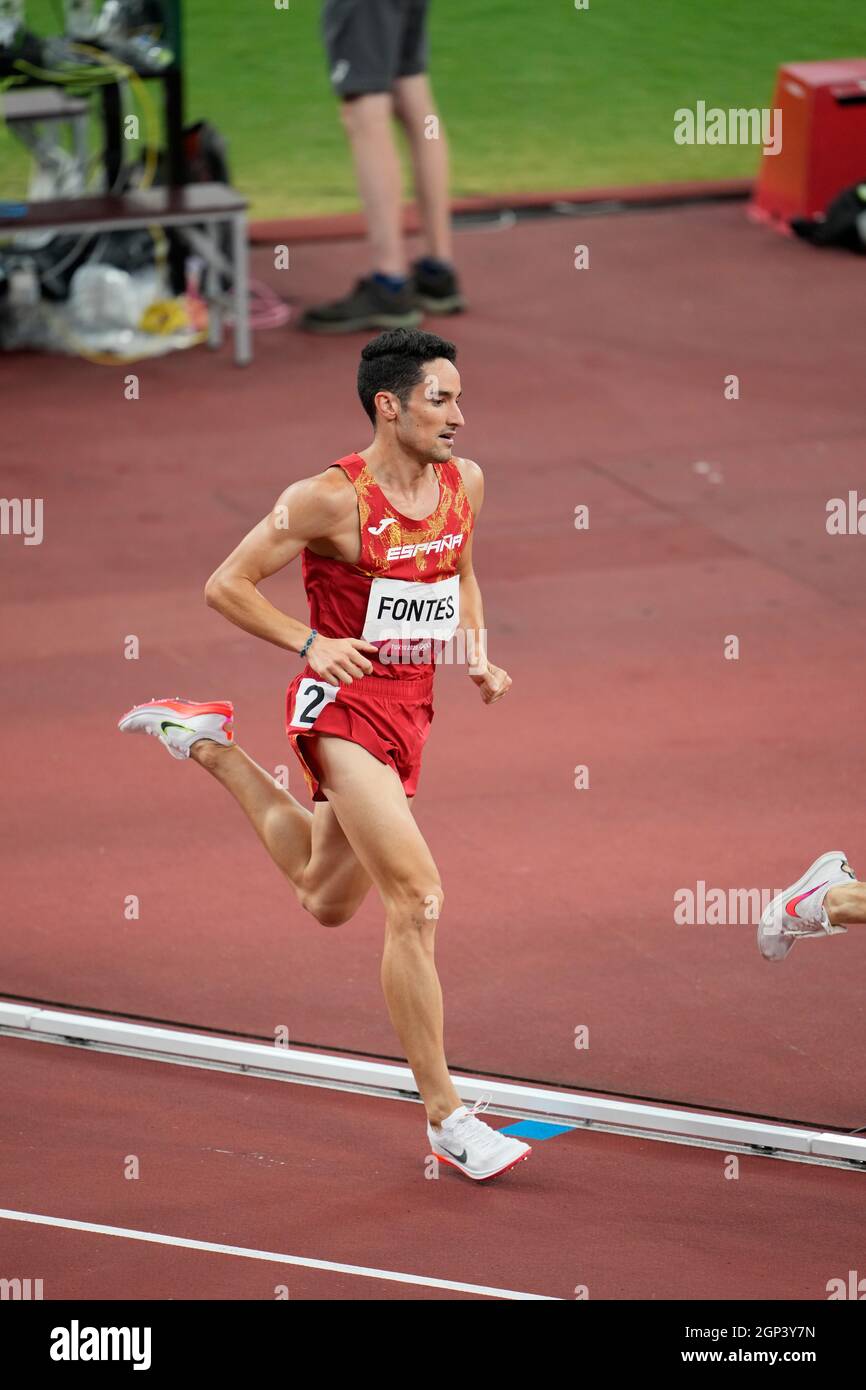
[438,1144,468,1163]
[785,880,828,917]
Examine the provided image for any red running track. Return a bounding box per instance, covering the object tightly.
[2,200,865,1146]
[1,1038,862,1301]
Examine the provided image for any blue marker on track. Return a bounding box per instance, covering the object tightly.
[499,1120,574,1140]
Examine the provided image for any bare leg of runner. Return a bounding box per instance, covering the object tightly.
[189,741,375,926]
[312,734,462,1125]
[824,881,866,925]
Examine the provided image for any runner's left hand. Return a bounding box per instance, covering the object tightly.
[469,661,512,704]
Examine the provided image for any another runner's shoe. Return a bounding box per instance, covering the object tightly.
[118,698,234,761]
[757,851,855,962]
[427,1097,531,1181]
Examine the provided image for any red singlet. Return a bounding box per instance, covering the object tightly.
[285,451,475,800]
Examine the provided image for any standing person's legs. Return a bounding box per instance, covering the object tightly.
[338,93,406,276]
[312,733,462,1126]
[390,3,464,312]
[302,0,424,330]
[322,0,407,277]
[393,72,452,265]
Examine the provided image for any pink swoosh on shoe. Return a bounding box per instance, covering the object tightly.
[785,880,829,918]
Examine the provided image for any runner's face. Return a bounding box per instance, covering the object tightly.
[400,358,464,461]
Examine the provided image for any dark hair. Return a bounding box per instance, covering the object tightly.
[357,328,457,426]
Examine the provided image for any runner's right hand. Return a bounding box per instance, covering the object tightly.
[306,635,378,685]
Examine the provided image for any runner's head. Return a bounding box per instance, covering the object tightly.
[358,328,464,462]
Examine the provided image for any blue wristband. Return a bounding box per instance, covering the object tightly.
[299,628,318,660]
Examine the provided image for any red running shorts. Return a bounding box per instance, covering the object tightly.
[285,668,435,802]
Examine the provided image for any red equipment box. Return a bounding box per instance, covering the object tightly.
[750,59,866,228]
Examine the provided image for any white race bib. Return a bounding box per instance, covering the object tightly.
[361,574,460,645]
[289,677,340,729]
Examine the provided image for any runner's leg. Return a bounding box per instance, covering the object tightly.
[825,881,866,925]
[313,733,462,1125]
[189,741,374,923]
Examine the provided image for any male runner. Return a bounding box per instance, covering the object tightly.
[119,328,530,1182]
[757,852,864,961]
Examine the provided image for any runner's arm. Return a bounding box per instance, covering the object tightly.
[204,475,365,662]
[455,460,488,672]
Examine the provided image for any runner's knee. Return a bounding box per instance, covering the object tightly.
[298,889,356,928]
[383,877,444,926]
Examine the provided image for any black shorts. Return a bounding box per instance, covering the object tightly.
[322,0,429,98]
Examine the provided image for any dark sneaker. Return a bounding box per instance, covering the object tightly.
[411,259,465,315]
[298,276,422,335]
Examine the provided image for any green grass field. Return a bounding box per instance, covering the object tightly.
[1,0,862,218]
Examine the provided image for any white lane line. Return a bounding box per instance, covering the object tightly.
[0,1209,559,1301]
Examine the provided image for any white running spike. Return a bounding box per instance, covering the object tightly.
[118,698,234,762]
